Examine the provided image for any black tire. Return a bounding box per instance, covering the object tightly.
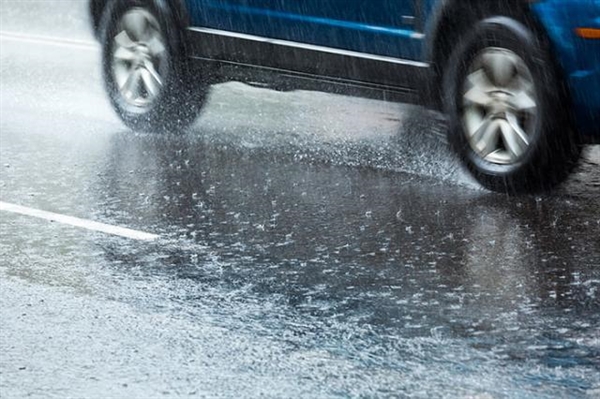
[100,0,207,132]
[443,16,582,194]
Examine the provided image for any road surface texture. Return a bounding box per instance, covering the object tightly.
[1,1,599,398]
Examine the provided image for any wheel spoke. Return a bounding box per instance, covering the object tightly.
[477,120,501,158]
[467,69,495,90]
[464,69,495,109]
[146,29,166,56]
[140,66,162,97]
[114,45,137,63]
[115,31,136,48]
[144,60,163,84]
[499,118,528,160]
[121,69,142,100]
[123,11,149,42]
[469,117,501,158]
[510,90,537,113]
[482,51,516,88]
[113,62,131,87]
[470,116,493,141]
[463,107,484,136]
[506,113,530,146]
[463,83,493,108]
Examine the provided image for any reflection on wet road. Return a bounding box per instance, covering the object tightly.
[1,3,599,398]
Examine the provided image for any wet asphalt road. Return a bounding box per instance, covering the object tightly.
[1,2,600,398]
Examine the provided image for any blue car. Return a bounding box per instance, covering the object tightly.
[90,0,600,193]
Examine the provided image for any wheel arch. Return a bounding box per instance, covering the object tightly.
[91,0,190,40]
[423,0,554,108]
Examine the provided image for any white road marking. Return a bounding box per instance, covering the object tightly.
[0,201,159,241]
[0,31,98,51]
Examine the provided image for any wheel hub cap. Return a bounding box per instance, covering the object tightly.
[461,47,538,165]
[112,8,167,107]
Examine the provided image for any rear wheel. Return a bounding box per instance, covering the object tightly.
[443,16,581,193]
[100,0,207,132]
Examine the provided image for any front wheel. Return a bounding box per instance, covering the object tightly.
[100,0,208,132]
[443,16,581,193]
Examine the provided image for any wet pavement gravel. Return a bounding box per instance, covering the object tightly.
[1,2,599,398]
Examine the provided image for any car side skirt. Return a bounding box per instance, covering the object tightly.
[185,27,435,106]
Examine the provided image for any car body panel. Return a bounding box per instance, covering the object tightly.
[187,0,423,59]
[530,0,600,137]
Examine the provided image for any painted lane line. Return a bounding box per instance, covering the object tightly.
[0,201,159,241]
[0,31,98,51]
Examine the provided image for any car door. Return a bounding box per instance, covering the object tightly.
[188,0,423,60]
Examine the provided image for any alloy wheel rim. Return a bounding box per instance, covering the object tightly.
[461,47,538,165]
[112,8,167,108]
